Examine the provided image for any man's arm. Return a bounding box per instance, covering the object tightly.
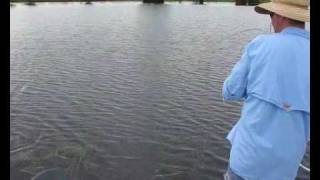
[222,45,250,101]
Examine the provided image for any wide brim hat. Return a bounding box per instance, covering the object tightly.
[254,0,310,22]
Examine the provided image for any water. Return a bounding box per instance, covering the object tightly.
[10,2,310,180]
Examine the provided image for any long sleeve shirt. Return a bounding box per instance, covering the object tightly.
[222,27,310,180]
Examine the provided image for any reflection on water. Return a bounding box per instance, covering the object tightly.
[10,2,309,180]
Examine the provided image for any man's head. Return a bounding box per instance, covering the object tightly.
[255,0,309,32]
[269,12,305,32]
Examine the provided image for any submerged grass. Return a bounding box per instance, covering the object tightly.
[18,144,89,179]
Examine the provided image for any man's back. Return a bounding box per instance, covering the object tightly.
[247,27,310,113]
[223,27,310,180]
[227,96,309,180]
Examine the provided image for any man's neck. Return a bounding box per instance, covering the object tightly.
[280,23,305,31]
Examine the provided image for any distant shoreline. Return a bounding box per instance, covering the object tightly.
[11,0,234,3]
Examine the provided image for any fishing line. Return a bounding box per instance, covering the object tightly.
[299,163,310,172]
[270,22,272,33]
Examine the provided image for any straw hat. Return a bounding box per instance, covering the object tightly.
[254,0,310,22]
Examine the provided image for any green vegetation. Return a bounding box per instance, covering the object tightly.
[20,145,89,179]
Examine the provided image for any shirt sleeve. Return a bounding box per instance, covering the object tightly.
[222,45,250,101]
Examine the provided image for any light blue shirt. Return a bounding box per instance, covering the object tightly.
[222,27,310,180]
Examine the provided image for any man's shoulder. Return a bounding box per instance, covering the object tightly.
[246,33,284,52]
[249,34,279,46]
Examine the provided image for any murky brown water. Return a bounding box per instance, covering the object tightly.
[10,2,309,180]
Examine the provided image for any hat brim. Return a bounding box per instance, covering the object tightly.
[255,2,310,22]
[255,4,271,14]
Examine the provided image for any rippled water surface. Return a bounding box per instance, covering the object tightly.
[10,2,309,180]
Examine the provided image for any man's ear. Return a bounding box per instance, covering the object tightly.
[279,15,290,23]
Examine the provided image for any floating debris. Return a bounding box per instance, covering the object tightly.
[10,135,42,155]
[31,168,68,180]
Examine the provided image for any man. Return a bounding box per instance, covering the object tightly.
[222,0,310,179]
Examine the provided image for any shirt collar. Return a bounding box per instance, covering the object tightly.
[280,27,310,39]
